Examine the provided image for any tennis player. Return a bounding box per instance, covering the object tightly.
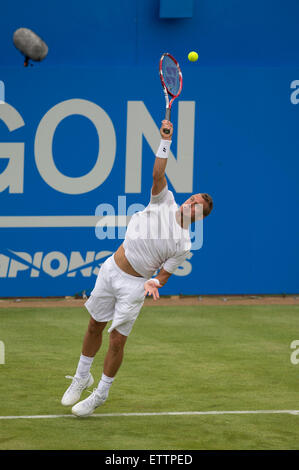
[61,119,213,417]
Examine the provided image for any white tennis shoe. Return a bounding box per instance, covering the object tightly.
[61,373,94,406]
[72,389,107,417]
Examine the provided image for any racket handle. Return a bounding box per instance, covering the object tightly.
[163,108,171,134]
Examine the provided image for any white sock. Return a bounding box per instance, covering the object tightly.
[97,373,115,395]
[75,354,94,379]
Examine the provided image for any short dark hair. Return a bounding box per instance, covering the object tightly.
[201,193,213,217]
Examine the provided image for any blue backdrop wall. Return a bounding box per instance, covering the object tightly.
[0,1,298,296]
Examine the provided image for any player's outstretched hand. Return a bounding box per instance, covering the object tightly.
[160,120,173,140]
[144,280,161,301]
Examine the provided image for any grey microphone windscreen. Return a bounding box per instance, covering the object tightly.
[13,28,48,62]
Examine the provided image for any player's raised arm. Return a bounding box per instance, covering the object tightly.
[151,120,173,196]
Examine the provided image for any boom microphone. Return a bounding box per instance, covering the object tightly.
[13,28,48,66]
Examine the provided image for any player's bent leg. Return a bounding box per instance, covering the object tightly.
[103,328,128,377]
[82,317,107,357]
[71,268,144,417]
[61,318,108,407]
[71,329,128,417]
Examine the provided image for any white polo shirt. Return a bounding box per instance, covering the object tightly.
[123,185,191,279]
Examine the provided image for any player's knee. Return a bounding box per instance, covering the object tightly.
[87,317,106,336]
[109,330,126,353]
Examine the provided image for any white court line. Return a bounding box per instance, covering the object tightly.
[0,410,299,420]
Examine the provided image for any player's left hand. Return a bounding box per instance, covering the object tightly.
[144,280,161,301]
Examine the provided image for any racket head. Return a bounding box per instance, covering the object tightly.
[159,53,183,99]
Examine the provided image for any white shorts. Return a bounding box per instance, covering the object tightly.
[84,255,147,336]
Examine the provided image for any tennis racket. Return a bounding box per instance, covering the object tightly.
[159,52,183,134]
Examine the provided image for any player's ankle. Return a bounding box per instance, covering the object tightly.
[97,373,114,394]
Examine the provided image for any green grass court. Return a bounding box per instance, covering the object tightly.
[0,304,299,450]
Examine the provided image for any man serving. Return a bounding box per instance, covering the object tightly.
[61,119,213,417]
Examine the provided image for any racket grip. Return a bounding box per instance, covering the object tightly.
[163,108,171,134]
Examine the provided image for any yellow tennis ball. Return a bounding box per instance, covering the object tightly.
[188,51,198,62]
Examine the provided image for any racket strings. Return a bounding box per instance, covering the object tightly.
[162,56,180,96]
